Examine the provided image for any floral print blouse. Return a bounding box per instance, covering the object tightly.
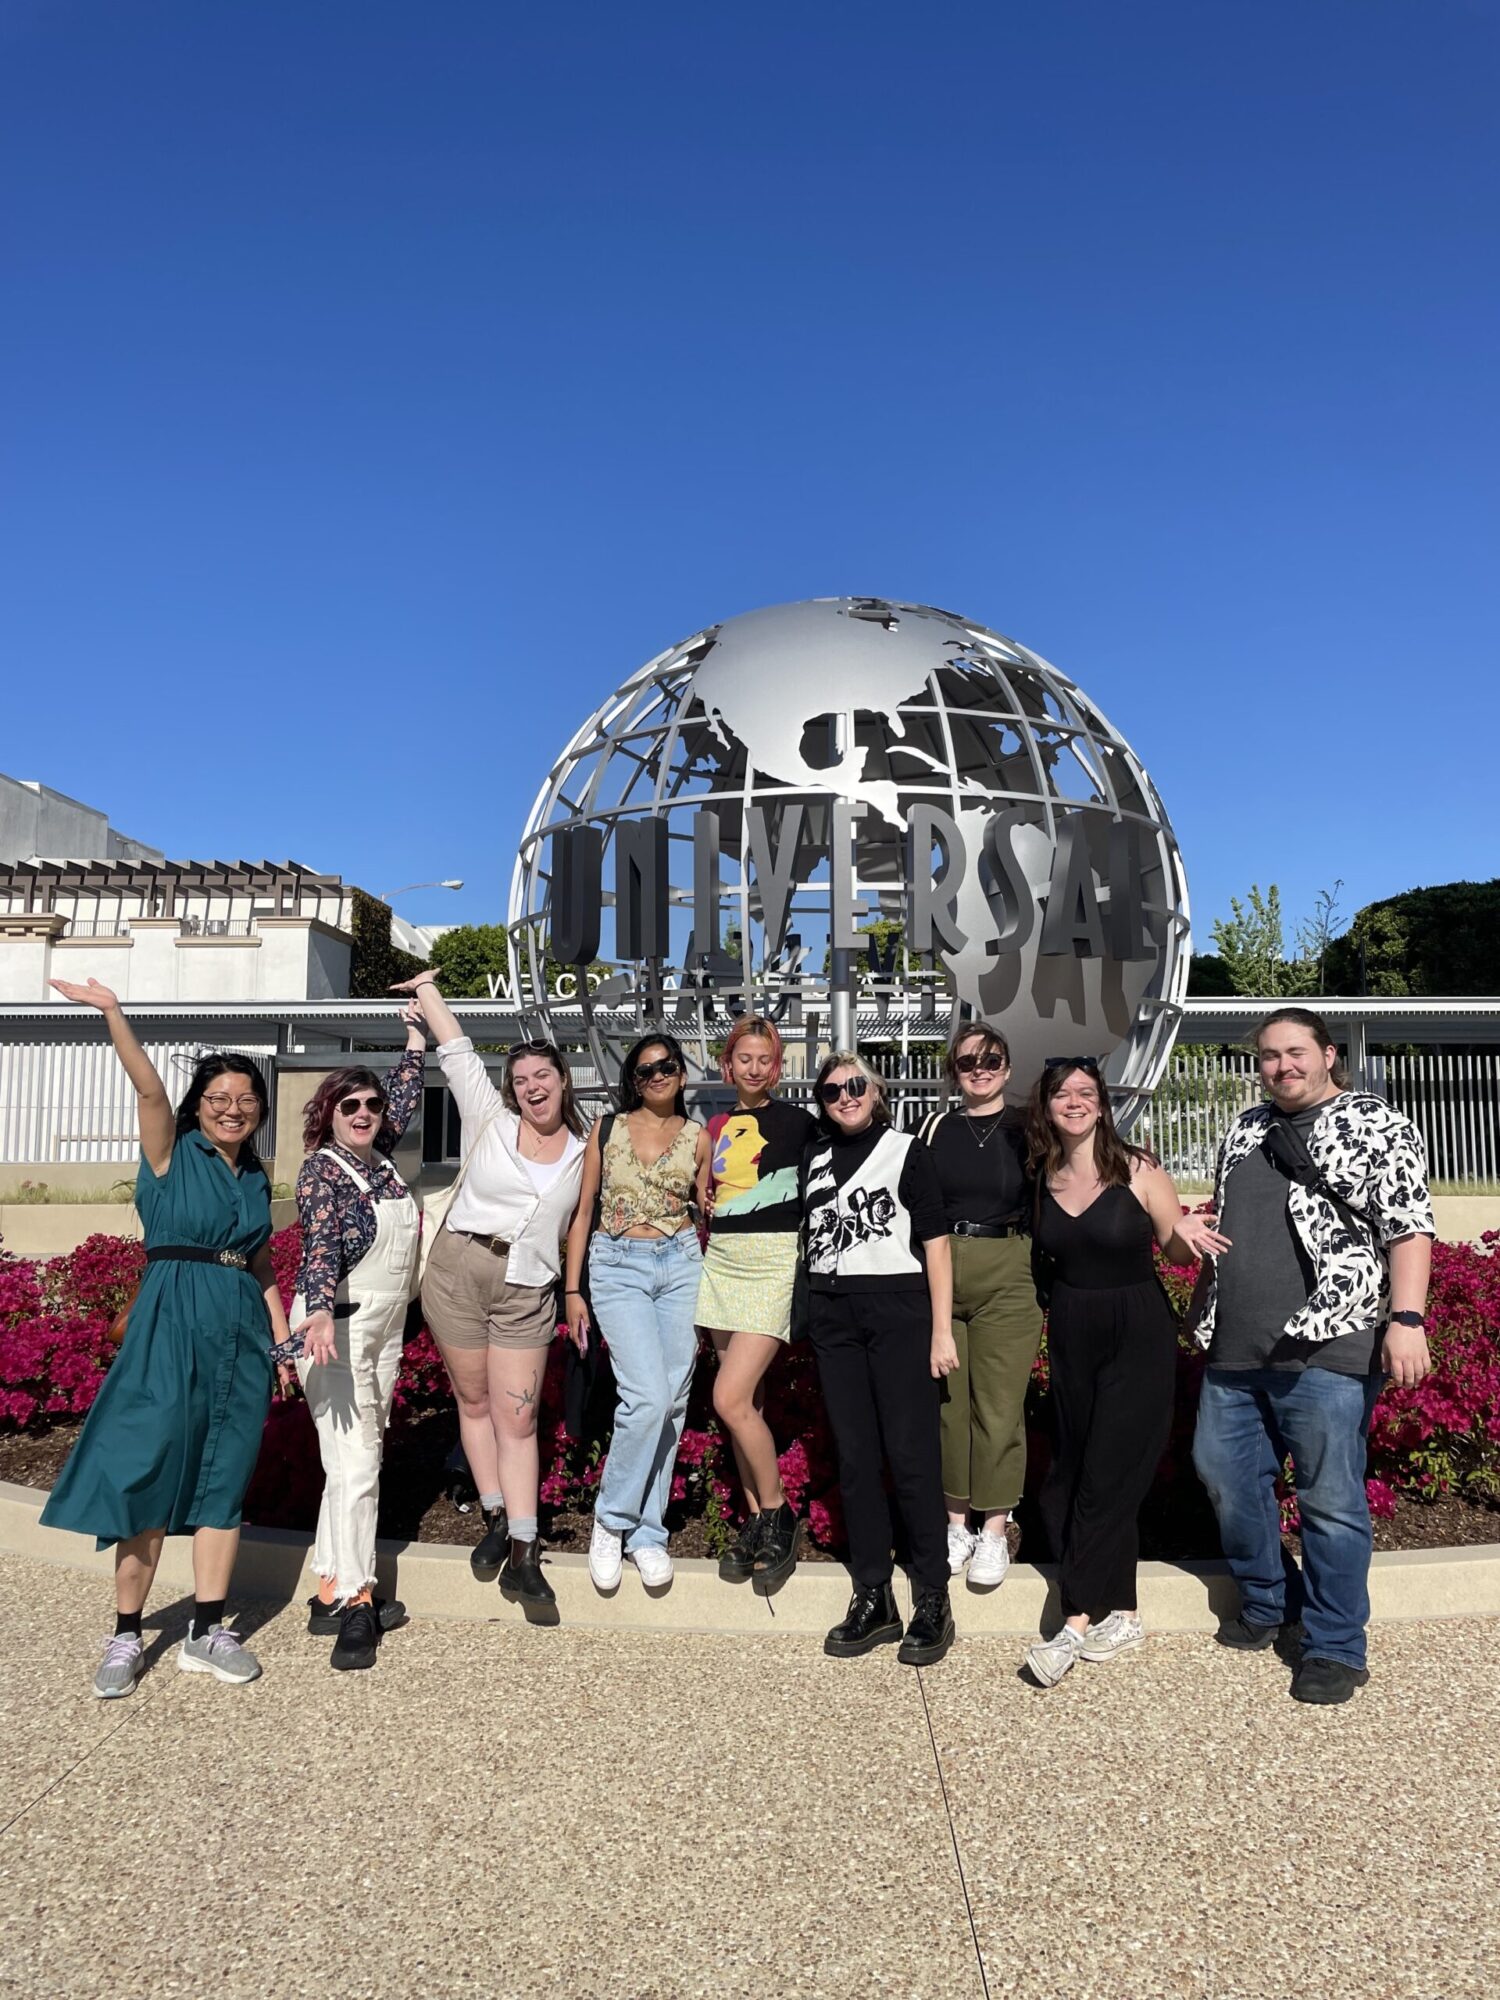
[293,1048,425,1316]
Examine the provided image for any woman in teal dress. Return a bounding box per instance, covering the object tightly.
[41,977,294,1697]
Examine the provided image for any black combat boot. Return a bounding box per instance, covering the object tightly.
[897,1585,955,1666]
[470,1503,509,1581]
[751,1503,802,1596]
[718,1512,764,1583]
[824,1581,903,1658]
[498,1537,560,1626]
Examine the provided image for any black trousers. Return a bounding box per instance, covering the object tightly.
[808,1287,948,1594]
[1040,1279,1177,1622]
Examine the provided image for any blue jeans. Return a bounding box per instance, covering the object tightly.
[1193,1367,1383,1670]
[588,1232,703,1552]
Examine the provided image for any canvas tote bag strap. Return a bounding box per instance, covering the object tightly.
[417,1095,507,1284]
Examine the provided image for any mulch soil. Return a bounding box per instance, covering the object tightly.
[4,1414,1497,1562]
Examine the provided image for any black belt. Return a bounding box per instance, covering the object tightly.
[145,1244,250,1270]
[455,1229,512,1256]
[950,1219,1027,1240]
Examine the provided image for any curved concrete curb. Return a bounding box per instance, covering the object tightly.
[4,1477,1498,1636]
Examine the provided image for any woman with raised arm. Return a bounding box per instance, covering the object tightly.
[41,978,292,1696]
[563,1033,710,1594]
[697,1016,817,1591]
[278,1001,429,1671]
[1021,1057,1226,1689]
[392,972,586,1623]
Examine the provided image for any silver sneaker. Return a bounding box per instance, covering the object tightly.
[92,1633,145,1699]
[1024,1625,1085,1688]
[178,1624,262,1685]
[967,1528,1011,1589]
[1079,1610,1143,1662]
[945,1524,977,1575]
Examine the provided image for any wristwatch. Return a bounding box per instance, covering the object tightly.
[1389,1310,1426,1328]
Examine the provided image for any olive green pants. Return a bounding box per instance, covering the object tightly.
[939,1233,1043,1513]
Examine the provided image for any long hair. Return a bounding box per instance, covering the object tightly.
[618,1033,689,1117]
[1254,1007,1350,1088]
[719,1015,784,1090]
[503,1041,586,1137]
[1025,1060,1143,1191]
[302,1066,397,1155]
[176,1054,269,1173]
[812,1049,890,1133]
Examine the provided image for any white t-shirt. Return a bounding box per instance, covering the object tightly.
[520,1135,583,1196]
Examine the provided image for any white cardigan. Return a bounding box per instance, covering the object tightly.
[435,1037,585,1287]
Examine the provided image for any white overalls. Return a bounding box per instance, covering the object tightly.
[293,1149,420,1600]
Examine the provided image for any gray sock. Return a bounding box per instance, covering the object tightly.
[509,1516,538,1543]
[479,1491,505,1513]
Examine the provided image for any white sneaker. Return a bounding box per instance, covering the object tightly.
[1079,1610,1143,1662]
[629,1544,673,1589]
[587,1519,623,1591]
[946,1524,977,1575]
[967,1527,1011,1589]
[1024,1625,1085,1688]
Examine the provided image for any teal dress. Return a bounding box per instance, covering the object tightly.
[42,1130,275,1549]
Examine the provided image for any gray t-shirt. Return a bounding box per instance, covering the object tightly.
[1209,1099,1381,1376]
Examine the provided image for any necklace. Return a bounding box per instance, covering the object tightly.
[964,1109,1006,1150]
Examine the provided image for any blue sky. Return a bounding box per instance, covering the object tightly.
[2,2,1496,948]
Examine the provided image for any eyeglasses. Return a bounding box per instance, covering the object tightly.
[1044,1055,1102,1073]
[819,1076,870,1105]
[203,1093,260,1115]
[955,1051,1007,1076]
[337,1094,384,1118]
[635,1056,682,1084]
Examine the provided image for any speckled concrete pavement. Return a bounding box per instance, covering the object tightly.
[0,1553,1495,2000]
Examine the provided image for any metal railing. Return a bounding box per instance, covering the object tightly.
[60,920,133,939]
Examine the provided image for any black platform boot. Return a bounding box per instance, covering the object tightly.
[718,1513,764,1583]
[498,1537,560,1626]
[751,1503,802,1596]
[824,1581,903,1658]
[470,1503,509,1581]
[898,1585,955,1666]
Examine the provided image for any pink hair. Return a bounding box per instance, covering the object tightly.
[719,1015,784,1088]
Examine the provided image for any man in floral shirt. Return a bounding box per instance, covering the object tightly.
[1191,1007,1434,1706]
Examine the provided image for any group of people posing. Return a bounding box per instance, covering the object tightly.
[42,973,1434,1710]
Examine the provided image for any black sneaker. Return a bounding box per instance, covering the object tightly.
[1290,1656,1370,1705]
[751,1503,802,1597]
[470,1504,509,1581]
[1215,1614,1286,1652]
[718,1513,764,1583]
[824,1582,903,1659]
[897,1586,956,1667]
[306,1594,406,1637]
[498,1538,560,1627]
[330,1599,380,1672]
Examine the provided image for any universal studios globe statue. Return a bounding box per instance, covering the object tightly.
[506,597,1190,1126]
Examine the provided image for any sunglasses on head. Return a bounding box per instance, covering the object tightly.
[337,1094,385,1118]
[1044,1055,1102,1073]
[634,1056,682,1084]
[955,1050,1007,1076]
[819,1075,870,1105]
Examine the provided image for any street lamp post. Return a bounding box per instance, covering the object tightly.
[382,879,464,901]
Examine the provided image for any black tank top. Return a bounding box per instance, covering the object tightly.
[1035,1183,1157,1290]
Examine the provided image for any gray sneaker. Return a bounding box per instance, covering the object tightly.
[92,1633,145,1699]
[178,1624,262,1685]
[1024,1625,1086,1688]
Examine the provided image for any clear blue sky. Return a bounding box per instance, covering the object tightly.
[3,2,1496,948]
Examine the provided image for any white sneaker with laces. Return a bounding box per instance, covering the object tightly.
[587,1519,623,1591]
[967,1528,1011,1589]
[946,1524,977,1575]
[1024,1625,1086,1688]
[1079,1610,1143,1662]
[629,1544,673,1589]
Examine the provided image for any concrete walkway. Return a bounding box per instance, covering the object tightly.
[1,1551,1496,2000]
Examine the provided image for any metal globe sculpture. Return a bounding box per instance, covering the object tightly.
[507,597,1189,1125]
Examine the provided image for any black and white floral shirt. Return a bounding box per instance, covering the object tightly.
[1194,1092,1435,1351]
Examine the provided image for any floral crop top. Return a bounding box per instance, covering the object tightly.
[598,1116,701,1237]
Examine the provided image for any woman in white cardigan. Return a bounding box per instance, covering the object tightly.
[394,974,586,1622]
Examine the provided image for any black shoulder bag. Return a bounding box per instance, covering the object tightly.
[1260,1112,1379,1245]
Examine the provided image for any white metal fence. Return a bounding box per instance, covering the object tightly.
[0,1040,278,1167]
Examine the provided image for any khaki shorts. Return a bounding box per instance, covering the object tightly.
[421,1224,559,1352]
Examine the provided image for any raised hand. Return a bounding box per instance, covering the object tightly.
[389,972,437,996]
[50,976,120,1012]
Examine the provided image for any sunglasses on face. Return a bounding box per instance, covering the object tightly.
[203,1093,260,1115]
[337,1094,384,1118]
[955,1051,1007,1076]
[634,1057,682,1084]
[819,1076,870,1105]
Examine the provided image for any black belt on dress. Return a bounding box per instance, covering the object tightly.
[950,1219,1028,1240]
[145,1244,250,1269]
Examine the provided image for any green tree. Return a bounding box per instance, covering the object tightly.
[428,923,512,997]
[1210,885,1318,997]
[1323,879,1500,996]
[348,888,426,998]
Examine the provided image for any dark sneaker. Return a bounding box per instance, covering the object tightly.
[718,1513,764,1583]
[470,1505,509,1581]
[1216,1614,1285,1652]
[1290,1657,1370,1706]
[306,1594,406,1637]
[498,1538,560,1627]
[330,1600,381,1672]
[751,1504,802,1597]
[897,1587,955,1667]
[824,1582,903,1659]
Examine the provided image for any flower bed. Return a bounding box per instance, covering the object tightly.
[3,1228,1498,1555]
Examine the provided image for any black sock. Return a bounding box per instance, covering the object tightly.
[114,1609,143,1640]
[191,1598,226,1639]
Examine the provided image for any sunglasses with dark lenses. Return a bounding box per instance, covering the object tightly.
[1044,1055,1102,1073]
[819,1075,870,1105]
[337,1094,385,1118]
[955,1051,1007,1075]
[635,1056,683,1084]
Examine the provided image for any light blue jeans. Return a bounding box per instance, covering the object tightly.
[588,1231,703,1552]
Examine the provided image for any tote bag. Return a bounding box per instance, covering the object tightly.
[416,1101,504,1289]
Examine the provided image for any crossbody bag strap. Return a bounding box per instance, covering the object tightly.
[1262,1114,1380,1242]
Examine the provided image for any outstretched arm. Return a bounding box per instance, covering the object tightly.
[50,978,174,1177]
[391,971,464,1049]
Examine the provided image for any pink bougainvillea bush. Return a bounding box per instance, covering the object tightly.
[5,1225,1498,1553]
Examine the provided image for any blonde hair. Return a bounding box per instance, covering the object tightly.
[813,1048,889,1129]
